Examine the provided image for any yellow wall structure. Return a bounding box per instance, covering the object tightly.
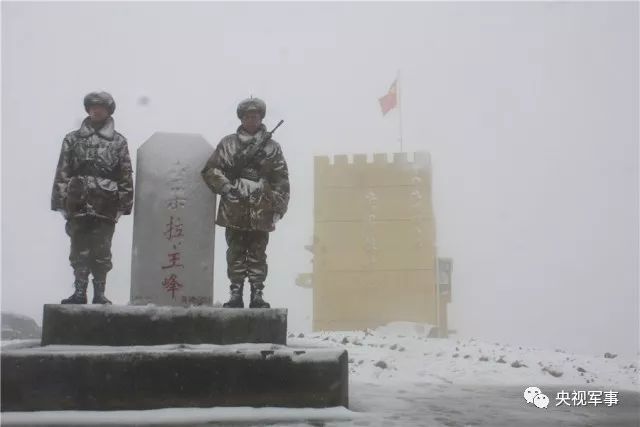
[312,151,448,333]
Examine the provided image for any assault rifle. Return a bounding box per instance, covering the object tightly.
[231,120,284,182]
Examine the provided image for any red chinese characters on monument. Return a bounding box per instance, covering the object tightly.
[161,161,190,300]
[167,161,188,211]
[164,215,184,241]
[162,251,184,270]
[162,273,183,299]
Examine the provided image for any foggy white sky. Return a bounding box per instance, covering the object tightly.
[1,1,638,357]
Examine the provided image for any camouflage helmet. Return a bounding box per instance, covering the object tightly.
[84,91,116,115]
[237,97,266,119]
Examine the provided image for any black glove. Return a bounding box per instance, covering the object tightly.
[223,185,241,200]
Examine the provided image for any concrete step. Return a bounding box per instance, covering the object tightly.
[1,342,348,411]
[41,304,287,346]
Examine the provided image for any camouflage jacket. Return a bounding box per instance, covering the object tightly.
[51,117,134,223]
[201,125,290,232]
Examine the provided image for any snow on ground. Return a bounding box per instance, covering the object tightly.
[288,321,639,390]
[292,322,640,426]
[2,321,638,426]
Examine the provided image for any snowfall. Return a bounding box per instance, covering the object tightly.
[2,321,638,427]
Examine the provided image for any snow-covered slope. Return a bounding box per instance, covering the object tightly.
[1,312,41,340]
[290,321,638,390]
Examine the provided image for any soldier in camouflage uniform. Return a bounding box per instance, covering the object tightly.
[51,92,134,304]
[201,97,290,308]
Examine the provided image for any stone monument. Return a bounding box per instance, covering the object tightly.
[130,132,216,306]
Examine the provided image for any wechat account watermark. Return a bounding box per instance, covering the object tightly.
[524,386,619,409]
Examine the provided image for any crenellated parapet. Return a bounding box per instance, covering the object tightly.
[313,151,435,224]
[314,151,431,189]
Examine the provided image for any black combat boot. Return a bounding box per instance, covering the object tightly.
[223,282,244,308]
[249,283,270,308]
[61,280,88,304]
[92,280,112,304]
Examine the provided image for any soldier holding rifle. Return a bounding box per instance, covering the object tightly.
[201,97,290,308]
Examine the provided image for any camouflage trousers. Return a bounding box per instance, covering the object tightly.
[65,216,116,282]
[225,228,269,285]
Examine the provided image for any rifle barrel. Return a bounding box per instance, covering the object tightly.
[271,120,284,134]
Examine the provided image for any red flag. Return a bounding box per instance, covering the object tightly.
[378,79,398,115]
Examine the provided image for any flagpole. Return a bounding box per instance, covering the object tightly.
[397,69,404,153]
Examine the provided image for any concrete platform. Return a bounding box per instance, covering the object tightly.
[1,342,348,411]
[41,304,287,346]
